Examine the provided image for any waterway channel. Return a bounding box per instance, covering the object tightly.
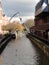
[0,35,49,65]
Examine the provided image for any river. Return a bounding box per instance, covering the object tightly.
[0,35,49,65]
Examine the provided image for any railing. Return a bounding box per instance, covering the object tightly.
[26,33,49,57]
[27,33,49,46]
[0,34,15,54]
[0,34,11,45]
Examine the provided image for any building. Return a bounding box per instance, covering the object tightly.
[0,0,9,34]
[30,0,49,40]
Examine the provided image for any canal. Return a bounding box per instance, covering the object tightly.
[0,35,49,65]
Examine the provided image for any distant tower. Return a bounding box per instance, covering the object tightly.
[0,0,2,20]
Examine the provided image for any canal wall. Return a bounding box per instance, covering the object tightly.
[26,33,49,57]
[0,34,14,54]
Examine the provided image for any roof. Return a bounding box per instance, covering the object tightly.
[35,0,49,16]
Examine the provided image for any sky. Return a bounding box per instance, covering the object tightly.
[2,0,40,17]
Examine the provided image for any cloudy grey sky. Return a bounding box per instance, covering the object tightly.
[2,0,40,17]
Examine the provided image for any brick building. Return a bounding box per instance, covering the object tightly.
[30,0,49,40]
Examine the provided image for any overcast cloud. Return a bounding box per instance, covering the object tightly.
[2,0,40,17]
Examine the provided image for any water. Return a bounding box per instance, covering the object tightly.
[0,36,49,65]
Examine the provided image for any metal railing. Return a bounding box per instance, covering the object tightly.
[27,33,49,46]
[0,34,12,54]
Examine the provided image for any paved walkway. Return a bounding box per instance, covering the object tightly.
[0,35,40,65]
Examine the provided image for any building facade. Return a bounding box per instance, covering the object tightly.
[30,0,49,40]
[0,0,9,34]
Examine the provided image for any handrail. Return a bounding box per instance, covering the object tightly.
[28,33,49,46]
[0,34,12,54]
[0,34,10,45]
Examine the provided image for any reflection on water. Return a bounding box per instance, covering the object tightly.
[1,36,49,65]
